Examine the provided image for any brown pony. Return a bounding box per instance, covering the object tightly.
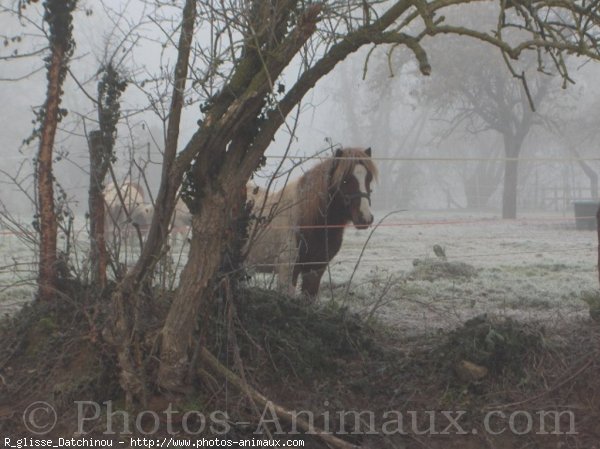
[246,147,377,298]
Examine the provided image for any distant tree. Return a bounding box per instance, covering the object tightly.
[422,28,558,218]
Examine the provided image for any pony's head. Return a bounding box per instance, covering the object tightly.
[330,147,377,229]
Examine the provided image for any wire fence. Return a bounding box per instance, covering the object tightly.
[261,155,600,162]
[6,153,600,162]
[260,215,593,230]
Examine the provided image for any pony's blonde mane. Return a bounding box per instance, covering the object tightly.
[297,147,377,227]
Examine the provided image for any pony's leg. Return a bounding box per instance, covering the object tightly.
[275,230,299,296]
[170,229,177,250]
[276,257,296,296]
[300,266,326,300]
[292,264,301,288]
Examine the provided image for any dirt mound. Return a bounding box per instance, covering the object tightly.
[229,288,378,379]
[0,293,120,436]
[435,314,545,381]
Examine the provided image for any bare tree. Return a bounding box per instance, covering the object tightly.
[422,28,558,218]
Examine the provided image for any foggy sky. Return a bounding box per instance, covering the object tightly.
[1,0,599,217]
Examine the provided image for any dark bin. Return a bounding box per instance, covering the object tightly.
[573,200,600,230]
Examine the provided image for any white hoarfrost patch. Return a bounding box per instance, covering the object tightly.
[317,211,597,336]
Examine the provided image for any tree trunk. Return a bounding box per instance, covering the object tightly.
[502,157,519,219]
[158,181,243,391]
[502,135,522,219]
[37,1,75,300]
[87,130,108,287]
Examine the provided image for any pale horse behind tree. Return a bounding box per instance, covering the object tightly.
[103,181,153,245]
[103,181,192,247]
[245,147,377,299]
[170,198,193,243]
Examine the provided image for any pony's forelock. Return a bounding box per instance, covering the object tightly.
[298,147,377,226]
[329,147,378,188]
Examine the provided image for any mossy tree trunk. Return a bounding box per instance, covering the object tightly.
[87,130,109,287]
[87,65,127,288]
[36,0,77,301]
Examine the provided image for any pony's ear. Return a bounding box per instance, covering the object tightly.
[365,147,372,157]
[334,148,344,158]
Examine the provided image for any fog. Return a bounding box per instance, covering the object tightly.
[1,1,599,220]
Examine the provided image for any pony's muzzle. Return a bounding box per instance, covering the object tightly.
[353,212,374,229]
